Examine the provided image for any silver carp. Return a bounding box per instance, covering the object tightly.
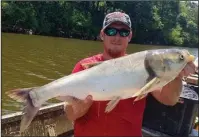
[6,48,195,133]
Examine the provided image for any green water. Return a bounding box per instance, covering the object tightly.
[2,33,198,115]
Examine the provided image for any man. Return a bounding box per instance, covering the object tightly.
[64,11,196,136]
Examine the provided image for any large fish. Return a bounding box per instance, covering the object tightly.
[6,48,195,133]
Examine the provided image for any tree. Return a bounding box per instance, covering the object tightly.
[2,1,198,47]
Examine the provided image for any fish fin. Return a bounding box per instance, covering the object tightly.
[20,94,40,133]
[133,77,160,102]
[6,87,40,133]
[105,96,121,113]
[134,94,148,102]
[81,62,102,69]
[56,96,68,101]
[6,87,38,102]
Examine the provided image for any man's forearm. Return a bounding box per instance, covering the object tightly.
[152,77,183,106]
[162,77,183,104]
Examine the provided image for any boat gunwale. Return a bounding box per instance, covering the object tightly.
[2,102,66,124]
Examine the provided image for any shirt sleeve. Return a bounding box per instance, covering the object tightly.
[72,61,85,74]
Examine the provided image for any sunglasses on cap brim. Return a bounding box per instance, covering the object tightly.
[104,27,130,37]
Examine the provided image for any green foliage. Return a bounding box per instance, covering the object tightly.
[168,25,183,46]
[152,5,164,30]
[2,1,198,47]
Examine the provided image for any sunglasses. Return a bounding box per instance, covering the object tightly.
[104,27,130,37]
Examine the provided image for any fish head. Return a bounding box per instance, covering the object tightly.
[145,49,195,80]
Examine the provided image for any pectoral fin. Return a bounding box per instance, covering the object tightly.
[134,77,160,102]
[105,96,121,113]
[134,94,148,102]
[81,62,102,69]
[56,96,68,101]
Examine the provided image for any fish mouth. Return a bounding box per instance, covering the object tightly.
[187,55,195,62]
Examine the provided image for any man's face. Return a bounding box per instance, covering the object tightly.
[101,22,132,58]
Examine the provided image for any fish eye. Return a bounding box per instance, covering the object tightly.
[179,54,184,60]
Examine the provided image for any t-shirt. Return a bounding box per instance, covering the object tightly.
[72,54,147,136]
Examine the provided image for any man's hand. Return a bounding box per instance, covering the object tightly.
[178,62,196,79]
[64,95,93,121]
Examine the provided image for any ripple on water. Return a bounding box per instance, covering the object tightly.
[2,98,23,114]
[26,71,55,81]
[53,71,65,77]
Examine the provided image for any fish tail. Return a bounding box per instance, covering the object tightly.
[6,87,38,102]
[6,87,40,133]
[20,93,40,133]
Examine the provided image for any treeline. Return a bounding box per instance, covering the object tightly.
[1,1,198,47]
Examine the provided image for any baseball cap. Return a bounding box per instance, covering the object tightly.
[102,11,132,30]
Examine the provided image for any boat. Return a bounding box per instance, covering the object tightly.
[1,102,74,136]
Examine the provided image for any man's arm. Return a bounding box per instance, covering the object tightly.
[151,62,196,106]
[151,76,182,106]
